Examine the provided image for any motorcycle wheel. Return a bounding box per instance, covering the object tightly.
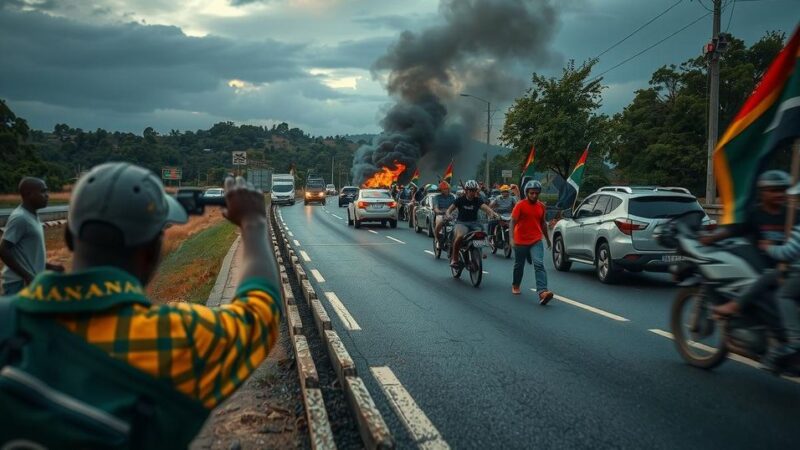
[503,240,512,259]
[469,247,483,287]
[451,249,463,278]
[490,228,499,254]
[670,287,729,370]
[433,235,442,259]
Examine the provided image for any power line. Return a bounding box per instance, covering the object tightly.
[591,11,711,81]
[593,0,685,60]
[725,0,736,32]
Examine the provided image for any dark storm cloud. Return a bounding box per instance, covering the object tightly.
[309,36,395,69]
[0,9,307,113]
[351,13,436,31]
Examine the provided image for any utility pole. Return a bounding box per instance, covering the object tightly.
[705,0,722,205]
[331,154,335,186]
[486,100,491,187]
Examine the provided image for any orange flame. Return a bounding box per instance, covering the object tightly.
[362,162,407,188]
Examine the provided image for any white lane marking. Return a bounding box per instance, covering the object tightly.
[300,251,311,262]
[293,240,301,247]
[371,366,450,450]
[368,230,379,234]
[548,294,630,322]
[424,250,435,256]
[331,214,343,220]
[324,292,361,331]
[482,271,489,274]
[387,236,405,244]
[311,269,325,283]
[648,329,800,383]
[288,231,295,237]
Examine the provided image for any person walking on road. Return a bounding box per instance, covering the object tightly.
[0,163,282,448]
[509,180,554,304]
[0,177,64,295]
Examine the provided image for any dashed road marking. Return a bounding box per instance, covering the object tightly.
[368,230,379,234]
[371,366,450,450]
[311,269,325,283]
[300,250,311,262]
[547,294,630,322]
[424,250,435,256]
[293,239,301,247]
[648,328,800,383]
[324,292,361,331]
[386,236,405,244]
[482,271,489,274]
[288,231,295,237]
[331,214,343,220]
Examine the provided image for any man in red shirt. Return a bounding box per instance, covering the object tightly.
[509,180,554,304]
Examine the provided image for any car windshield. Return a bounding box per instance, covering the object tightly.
[628,196,703,219]
[205,188,223,195]
[327,184,335,189]
[362,191,391,199]
[272,184,293,193]
[306,180,325,188]
[342,188,358,195]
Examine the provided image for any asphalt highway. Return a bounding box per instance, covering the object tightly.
[277,201,800,449]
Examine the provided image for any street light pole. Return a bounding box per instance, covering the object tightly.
[705,0,721,205]
[460,93,491,186]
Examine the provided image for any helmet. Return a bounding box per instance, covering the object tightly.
[464,180,479,190]
[500,185,510,192]
[757,170,791,188]
[788,181,800,196]
[426,184,439,193]
[524,180,542,193]
[439,181,450,191]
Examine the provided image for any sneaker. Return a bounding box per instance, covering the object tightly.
[538,290,554,305]
[511,285,521,295]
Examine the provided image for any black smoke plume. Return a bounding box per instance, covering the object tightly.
[352,0,560,185]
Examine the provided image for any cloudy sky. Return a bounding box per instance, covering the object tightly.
[0,0,797,141]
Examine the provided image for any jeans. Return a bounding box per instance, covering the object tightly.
[1,281,25,296]
[513,241,547,292]
[777,274,800,346]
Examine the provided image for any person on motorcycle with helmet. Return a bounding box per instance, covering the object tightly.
[705,170,791,317]
[445,180,499,268]
[510,180,553,303]
[488,185,517,238]
[433,182,457,245]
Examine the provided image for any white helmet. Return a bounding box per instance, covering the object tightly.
[464,180,479,190]
[524,180,542,193]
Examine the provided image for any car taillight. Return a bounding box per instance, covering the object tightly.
[472,231,487,239]
[614,219,647,236]
[387,201,397,208]
[357,201,368,208]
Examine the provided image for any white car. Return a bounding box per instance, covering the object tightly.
[326,184,337,196]
[271,182,296,206]
[347,189,398,229]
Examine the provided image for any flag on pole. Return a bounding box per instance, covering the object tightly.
[555,143,590,210]
[523,145,536,177]
[714,26,800,225]
[442,160,454,183]
[409,167,420,186]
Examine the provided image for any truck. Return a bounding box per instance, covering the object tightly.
[270,173,296,206]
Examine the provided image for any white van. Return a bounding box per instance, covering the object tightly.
[271,182,296,205]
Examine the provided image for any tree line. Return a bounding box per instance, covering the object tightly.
[497,30,789,198]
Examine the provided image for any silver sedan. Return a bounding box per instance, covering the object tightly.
[346,189,398,229]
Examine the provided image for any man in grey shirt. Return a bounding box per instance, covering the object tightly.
[0,177,64,295]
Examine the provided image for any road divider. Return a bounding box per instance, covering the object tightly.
[550,293,630,322]
[301,250,312,262]
[324,292,362,331]
[294,239,301,247]
[371,366,449,450]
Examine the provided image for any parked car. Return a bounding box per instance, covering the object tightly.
[271,182,295,206]
[203,187,224,198]
[338,186,359,207]
[413,193,437,236]
[347,189,398,228]
[551,186,714,283]
[326,184,337,196]
[304,178,326,205]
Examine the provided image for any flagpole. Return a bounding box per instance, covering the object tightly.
[786,138,800,238]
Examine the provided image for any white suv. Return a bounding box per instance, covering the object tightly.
[551,186,713,283]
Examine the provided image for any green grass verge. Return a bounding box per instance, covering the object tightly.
[149,221,238,304]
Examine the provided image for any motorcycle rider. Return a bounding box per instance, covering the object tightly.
[509,180,554,304]
[488,185,517,240]
[433,182,457,245]
[445,180,499,268]
[704,170,791,316]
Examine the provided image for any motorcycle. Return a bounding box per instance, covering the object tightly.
[447,222,488,288]
[656,211,800,376]
[433,214,453,260]
[489,213,512,259]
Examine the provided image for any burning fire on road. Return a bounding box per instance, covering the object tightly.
[361,162,406,188]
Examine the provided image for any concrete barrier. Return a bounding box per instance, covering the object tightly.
[303,387,336,450]
[345,377,395,450]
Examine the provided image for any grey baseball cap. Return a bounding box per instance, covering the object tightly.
[68,162,188,246]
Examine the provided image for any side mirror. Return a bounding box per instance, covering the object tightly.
[562,209,574,219]
[175,188,226,215]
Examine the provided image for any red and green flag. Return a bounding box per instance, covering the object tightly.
[714,26,800,224]
[442,160,454,183]
[522,145,536,177]
[556,143,590,210]
[409,167,420,186]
